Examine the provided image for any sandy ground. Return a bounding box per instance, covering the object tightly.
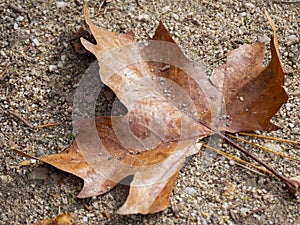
[0,0,299,224]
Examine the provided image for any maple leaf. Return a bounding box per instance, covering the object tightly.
[17,5,299,215]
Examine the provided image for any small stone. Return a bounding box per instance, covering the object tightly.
[288,123,295,128]
[229,160,235,166]
[57,61,64,68]
[222,182,236,197]
[285,103,293,110]
[0,175,12,183]
[14,22,19,30]
[162,6,171,13]
[49,65,57,72]
[172,13,179,20]
[245,3,255,8]
[264,143,282,152]
[16,15,24,22]
[32,38,40,46]
[240,12,247,17]
[0,50,7,58]
[82,216,88,222]
[138,13,150,21]
[240,207,249,216]
[56,1,68,8]
[185,187,197,195]
[287,34,298,42]
[239,96,244,101]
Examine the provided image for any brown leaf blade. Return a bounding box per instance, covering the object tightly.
[212,20,287,132]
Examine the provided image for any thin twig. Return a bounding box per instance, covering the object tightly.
[0,63,8,79]
[238,132,299,145]
[35,122,63,129]
[8,110,62,129]
[219,132,299,196]
[8,110,34,129]
[242,205,269,219]
[234,162,267,177]
[285,69,300,75]
[202,143,272,176]
[227,133,300,161]
[273,0,300,3]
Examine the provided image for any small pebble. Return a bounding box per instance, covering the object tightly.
[162,6,171,13]
[245,3,255,8]
[287,34,298,42]
[240,12,247,17]
[185,187,197,195]
[32,38,40,46]
[285,103,292,110]
[264,143,282,152]
[229,160,235,166]
[57,62,64,68]
[56,1,68,8]
[16,16,24,22]
[49,65,57,72]
[13,23,19,30]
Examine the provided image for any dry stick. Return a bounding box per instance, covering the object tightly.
[227,133,300,161]
[188,113,299,195]
[0,64,8,79]
[202,143,272,176]
[242,205,269,219]
[8,110,35,129]
[285,69,300,75]
[162,115,299,194]
[235,162,268,177]
[218,131,299,196]
[238,132,299,145]
[8,110,62,129]
[35,122,63,129]
[274,0,300,3]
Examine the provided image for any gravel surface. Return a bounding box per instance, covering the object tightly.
[0,0,299,224]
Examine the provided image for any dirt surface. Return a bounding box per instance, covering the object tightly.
[0,0,299,224]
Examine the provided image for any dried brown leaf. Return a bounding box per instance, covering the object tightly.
[19,5,290,215]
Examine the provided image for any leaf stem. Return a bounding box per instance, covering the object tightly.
[219,132,299,196]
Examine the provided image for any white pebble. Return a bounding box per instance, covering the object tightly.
[14,22,19,30]
[56,1,68,8]
[49,65,57,72]
[32,38,40,46]
[138,13,150,21]
[162,6,171,13]
[288,123,294,128]
[240,12,247,17]
[264,143,282,152]
[245,3,255,8]
[185,187,197,195]
[0,50,7,58]
[57,62,64,68]
[82,216,88,222]
[240,207,249,215]
[285,103,292,111]
[16,15,24,22]
[287,34,298,42]
[229,160,235,166]
[172,13,179,20]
